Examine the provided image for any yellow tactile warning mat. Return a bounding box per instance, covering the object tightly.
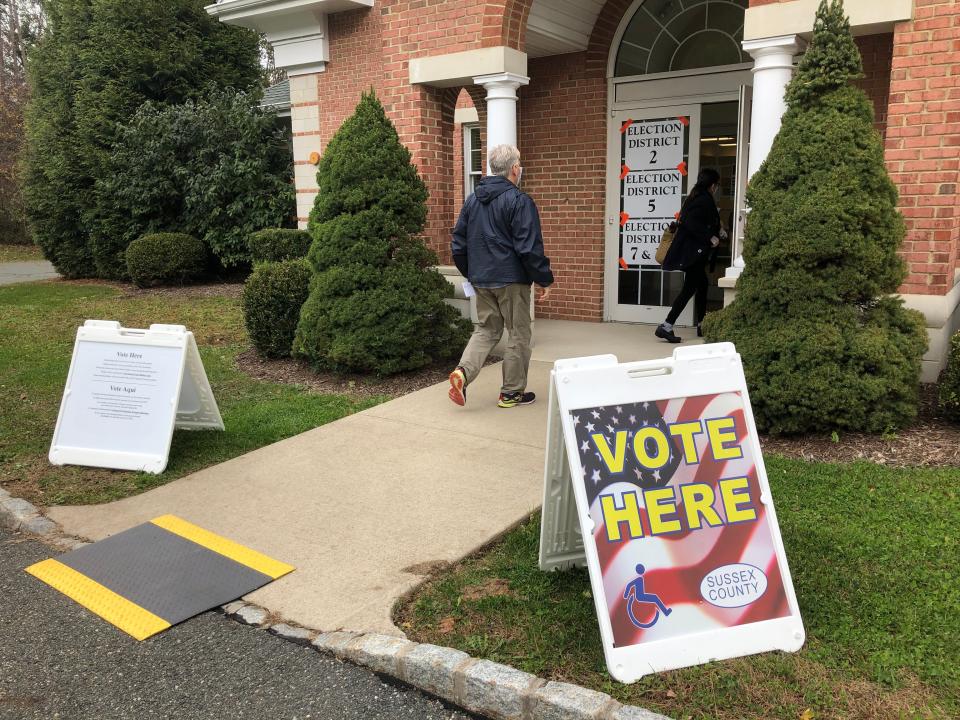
[25,515,294,640]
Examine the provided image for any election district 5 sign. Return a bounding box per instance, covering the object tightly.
[618,115,690,267]
[539,344,804,683]
[49,320,223,474]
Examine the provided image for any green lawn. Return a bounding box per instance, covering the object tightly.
[0,244,44,263]
[0,281,381,505]
[398,457,959,720]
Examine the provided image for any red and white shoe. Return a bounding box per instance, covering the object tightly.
[448,367,467,406]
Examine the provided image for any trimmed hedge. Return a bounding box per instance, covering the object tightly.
[125,233,206,288]
[242,258,312,358]
[938,331,960,420]
[248,228,312,264]
[702,0,925,434]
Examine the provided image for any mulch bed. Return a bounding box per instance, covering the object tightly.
[64,279,246,300]
[236,349,500,401]
[759,384,960,468]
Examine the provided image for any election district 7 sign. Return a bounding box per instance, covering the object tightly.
[539,344,804,683]
[49,320,223,474]
[619,115,690,267]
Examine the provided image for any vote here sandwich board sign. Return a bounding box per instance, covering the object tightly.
[49,320,223,474]
[539,344,804,683]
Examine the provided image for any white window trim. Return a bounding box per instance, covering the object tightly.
[463,123,482,198]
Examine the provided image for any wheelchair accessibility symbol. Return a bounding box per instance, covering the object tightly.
[624,564,673,629]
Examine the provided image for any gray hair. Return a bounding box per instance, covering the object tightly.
[488,144,520,177]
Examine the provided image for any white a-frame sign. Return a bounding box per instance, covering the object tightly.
[539,343,804,683]
[49,320,224,474]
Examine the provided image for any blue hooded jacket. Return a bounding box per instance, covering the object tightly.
[451,175,554,287]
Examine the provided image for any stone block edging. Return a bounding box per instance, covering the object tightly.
[3,494,672,720]
[0,490,59,538]
[247,612,673,720]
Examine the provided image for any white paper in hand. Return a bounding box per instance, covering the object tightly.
[462,281,476,298]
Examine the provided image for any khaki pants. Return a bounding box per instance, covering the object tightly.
[457,283,532,394]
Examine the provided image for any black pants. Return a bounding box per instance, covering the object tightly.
[665,259,708,326]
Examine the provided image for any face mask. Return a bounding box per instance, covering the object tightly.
[516,166,523,187]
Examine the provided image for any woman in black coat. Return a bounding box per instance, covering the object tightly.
[655,167,726,343]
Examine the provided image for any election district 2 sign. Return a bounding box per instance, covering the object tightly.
[619,116,689,267]
[49,320,223,474]
[539,344,804,683]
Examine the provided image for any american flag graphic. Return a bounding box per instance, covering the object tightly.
[571,391,789,648]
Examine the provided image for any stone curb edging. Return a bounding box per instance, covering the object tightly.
[2,495,672,720]
[0,489,60,539]
[227,605,673,720]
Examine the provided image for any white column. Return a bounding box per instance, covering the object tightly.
[725,35,805,281]
[473,72,529,173]
[743,35,805,177]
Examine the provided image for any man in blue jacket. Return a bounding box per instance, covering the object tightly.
[448,144,554,408]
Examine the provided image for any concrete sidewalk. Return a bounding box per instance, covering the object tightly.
[46,320,701,635]
[0,260,59,285]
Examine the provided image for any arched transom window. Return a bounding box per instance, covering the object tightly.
[615,0,749,78]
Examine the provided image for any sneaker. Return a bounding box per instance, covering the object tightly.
[498,391,536,408]
[655,324,681,343]
[448,367,467,406]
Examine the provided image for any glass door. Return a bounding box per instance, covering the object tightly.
[698,100,740,316]
[607,105,700,324]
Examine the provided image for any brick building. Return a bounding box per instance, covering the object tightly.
[208,0,958,380]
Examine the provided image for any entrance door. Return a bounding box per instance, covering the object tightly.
[606,105,700,324]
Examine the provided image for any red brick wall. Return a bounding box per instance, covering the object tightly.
[856,34,894,137]
[317,8,385,142]
[519,53,606,321]
[885,1,960,296]
[486,0,532,49]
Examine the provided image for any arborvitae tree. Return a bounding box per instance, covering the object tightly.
[294,91,471,375]
[702,0,927,434]
[22,0,262,278]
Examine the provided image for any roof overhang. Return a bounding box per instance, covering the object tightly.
[525,0,605,58]
[205,0,374,75]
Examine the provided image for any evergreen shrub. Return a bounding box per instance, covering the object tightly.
[242,259,312,358]
[937,331,960,420]
[294,91,471,375]
[125,233,206,288]
[702,0,926,434]
[249,228,312,264]
[22,0,261,279]
[94,89,294,274]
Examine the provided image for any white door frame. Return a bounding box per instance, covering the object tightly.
[605,104,701,325]
[731,84,754,269]
[604,70,752,322]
